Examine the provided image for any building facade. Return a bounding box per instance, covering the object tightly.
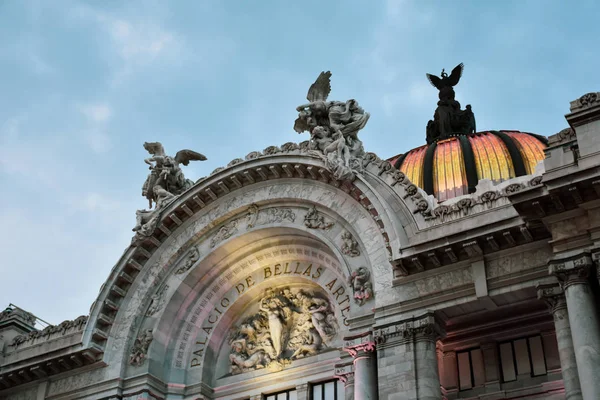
[1,70,600,400]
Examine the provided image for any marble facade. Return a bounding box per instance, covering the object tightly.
[2,91,600,400]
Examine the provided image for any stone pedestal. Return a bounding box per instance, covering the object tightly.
[550,255,600,400]
[342,332,378,400]
[335,362,355,400]
[538,283,582,400]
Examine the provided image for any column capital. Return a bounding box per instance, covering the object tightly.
[334,362,355,384]
[373,312,442,345]
[341,331,375,358]
[549,253,593,289]
[537,282,568,315]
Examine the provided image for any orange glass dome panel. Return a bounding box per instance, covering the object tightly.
[433,138,468,201]
[399,145,427,188]
[504,131,546,174]
[469,132,515,184]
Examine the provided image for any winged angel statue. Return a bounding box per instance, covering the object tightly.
[132,142,206,237]
[294,71,370,181]
[424,63,476,143]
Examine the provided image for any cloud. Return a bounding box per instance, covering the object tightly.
[79,103,112,123]
[84,130,112,154]
[103,18,177,64]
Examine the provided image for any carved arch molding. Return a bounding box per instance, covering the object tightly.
[85,176,399,388]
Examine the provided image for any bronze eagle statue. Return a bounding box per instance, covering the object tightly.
[426,63,464,91]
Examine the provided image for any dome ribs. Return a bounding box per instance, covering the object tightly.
[489,131,528,177]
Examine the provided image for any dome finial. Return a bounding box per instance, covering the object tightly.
[424,63,476,144]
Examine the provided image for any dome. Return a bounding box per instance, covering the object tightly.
[390,130,548,202]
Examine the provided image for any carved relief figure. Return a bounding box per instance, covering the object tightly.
[210,219,239,248]
[294,71,370,181]
[304,206,334,230]
[348,267,373,306]
[340,231,360,257]
[226,287,338,375]
[175,245,201,274]
[129,329,154,367]
[146,285,168,316]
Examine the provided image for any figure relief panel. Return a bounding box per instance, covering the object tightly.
[221,284,341,377]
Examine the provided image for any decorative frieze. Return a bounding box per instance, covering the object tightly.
[9,316,88,348]
[373,313,441,345]
[549,253,593,288]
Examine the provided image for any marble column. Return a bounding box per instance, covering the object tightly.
[373,312,442,400]
[537,283,582,400]
[335,362,355,400]
[296,383,310,400]
[342,332,378,400]
[413,320,443,400]
[550,254,600,400]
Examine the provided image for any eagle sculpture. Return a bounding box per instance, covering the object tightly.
[426,63,464,91]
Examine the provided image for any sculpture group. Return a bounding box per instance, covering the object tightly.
[294,71,370,181]
[425,63,476,144]
[133,142,206,238]
[227,287,338,375]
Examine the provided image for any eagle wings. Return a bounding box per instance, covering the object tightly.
[426,63,464,90]
[143,142,206,165]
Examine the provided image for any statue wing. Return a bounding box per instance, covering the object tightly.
[448,63,464,86]
[143,142,165,156]
[293,116,311,133]
[306,71,332,102]
[174,150,207,166]
[426,73,442,90]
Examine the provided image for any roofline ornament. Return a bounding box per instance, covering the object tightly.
[294,71,370,181]
[425,63,476,144]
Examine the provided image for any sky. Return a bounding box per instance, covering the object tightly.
[1,0,599,325]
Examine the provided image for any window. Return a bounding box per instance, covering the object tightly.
[499,335,547,383]
[311,380,344,400]
[265,389,297,400]
[456,348,485,391]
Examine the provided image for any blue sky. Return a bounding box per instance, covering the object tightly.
[1,0,599,324]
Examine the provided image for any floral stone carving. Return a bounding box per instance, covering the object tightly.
[133,142,206,239]
[348,267,373,306]
[227,287,338,375]
[129,329,154,366]
[294,71,370,181]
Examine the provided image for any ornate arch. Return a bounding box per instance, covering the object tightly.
[82,151,421,397]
